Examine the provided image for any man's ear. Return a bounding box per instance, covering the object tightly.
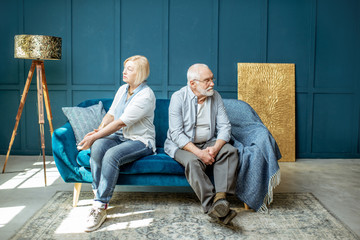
[189,80,196,88]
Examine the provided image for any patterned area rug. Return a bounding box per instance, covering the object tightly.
[11,192,358,240]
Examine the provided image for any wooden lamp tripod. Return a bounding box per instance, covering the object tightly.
[2,35,62,186]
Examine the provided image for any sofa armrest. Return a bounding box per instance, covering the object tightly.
[52,122,91,182]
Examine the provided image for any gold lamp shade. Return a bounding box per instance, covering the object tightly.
[14,35,62,60]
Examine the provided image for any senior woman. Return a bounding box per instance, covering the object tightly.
[77,55,156,232]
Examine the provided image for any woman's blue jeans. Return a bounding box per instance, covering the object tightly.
[90,133,153,204]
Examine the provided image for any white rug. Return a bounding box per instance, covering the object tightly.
[11,191,358,240]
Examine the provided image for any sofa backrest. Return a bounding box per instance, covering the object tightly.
[154,99,170,148]
[77,98,113,111]
[77,98,170,148]
[76,98,269,150]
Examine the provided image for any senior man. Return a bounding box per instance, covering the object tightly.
[164,63,239,224]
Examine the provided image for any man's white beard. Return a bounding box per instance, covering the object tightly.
[197,86,214,97]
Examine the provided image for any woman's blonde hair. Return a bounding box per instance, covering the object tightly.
[124,55,150,86]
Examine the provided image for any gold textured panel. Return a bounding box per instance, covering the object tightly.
[14,35,62,60]
[238,63,295,162]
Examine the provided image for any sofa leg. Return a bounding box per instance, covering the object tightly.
[73,183,82,207]
[244,203,250,210]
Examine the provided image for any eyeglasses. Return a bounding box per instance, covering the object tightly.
[195,78,216,84]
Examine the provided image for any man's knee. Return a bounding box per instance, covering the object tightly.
[215,144,239,170]
[186,158,205,170]
[219,143,238,157]
[174,149,207,174]
[182,159,207,185]
[177,154,205,172]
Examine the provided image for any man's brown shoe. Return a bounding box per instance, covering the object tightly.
[208,199,230,218]
[219,209,237,225]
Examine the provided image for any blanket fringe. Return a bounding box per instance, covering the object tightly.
[257,169,281,213]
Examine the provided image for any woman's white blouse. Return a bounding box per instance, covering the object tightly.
[108,84,156,152]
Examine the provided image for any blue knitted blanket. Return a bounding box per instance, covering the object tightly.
[223,99,282,212]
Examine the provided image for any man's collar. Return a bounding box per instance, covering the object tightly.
[186,85,197,100]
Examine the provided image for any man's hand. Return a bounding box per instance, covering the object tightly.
[198,149,215,165]
[206,146,219,158]
[183,142,215,165]
[206,139,226,159]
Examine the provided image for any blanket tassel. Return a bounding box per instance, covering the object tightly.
[258,169,281,213]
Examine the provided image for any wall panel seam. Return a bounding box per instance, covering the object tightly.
[264,0,269,63]
[114,0,121,91]
[163,0,169,98]
[307,0,317,154]
[212,0,219,86]
[67,0,72,106]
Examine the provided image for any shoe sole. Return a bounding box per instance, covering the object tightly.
[85,214,107,232]
[221,210,237,225]
[208,199,230,218]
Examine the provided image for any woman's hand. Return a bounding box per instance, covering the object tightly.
[76,118,126,151]
[77,133,97,151]
[84,129,99,138]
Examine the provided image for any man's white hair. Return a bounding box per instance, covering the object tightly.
[187,63,209,84]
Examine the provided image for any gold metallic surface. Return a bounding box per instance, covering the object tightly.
[14,35,62,60]
[238,63,295,162]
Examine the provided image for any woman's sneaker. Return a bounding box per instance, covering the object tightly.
[85,207,107,232]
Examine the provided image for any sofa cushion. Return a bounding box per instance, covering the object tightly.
[75,147,185,175]
[120,151,185,175]
[62,101,106,144]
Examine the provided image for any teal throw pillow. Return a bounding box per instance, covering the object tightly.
[62,101,106,144]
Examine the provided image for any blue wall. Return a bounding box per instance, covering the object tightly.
[0,0,359,158]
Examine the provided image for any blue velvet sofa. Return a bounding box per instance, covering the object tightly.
[53,98,192,206]
[53,97,280,210]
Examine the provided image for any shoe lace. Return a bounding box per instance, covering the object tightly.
[88,208,102,222]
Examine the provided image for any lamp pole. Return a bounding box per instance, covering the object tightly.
[2,35,62,186]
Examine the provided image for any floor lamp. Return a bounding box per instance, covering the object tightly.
[2,35,62,186]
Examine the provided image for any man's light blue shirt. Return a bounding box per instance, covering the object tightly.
[164,85,231,158]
